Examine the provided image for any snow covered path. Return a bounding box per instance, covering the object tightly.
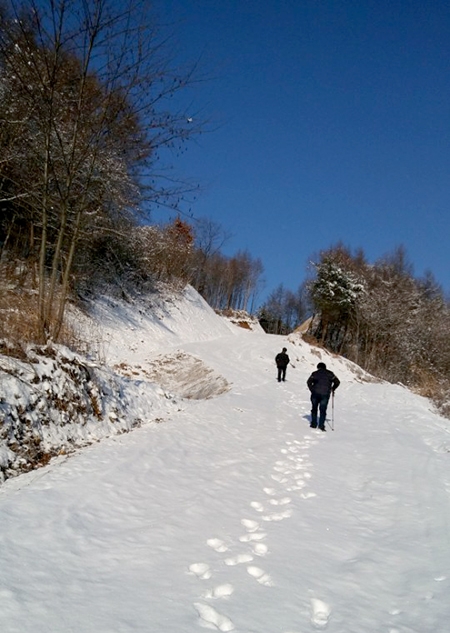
[1,302,450,632]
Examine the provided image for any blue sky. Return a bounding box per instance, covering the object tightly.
[153,0,450,305]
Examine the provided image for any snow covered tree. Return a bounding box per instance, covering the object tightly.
[308,249,365,351]
[306,244,450,411]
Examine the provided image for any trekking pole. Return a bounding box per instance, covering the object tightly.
[326,393,335,431]
[331,390,335,431]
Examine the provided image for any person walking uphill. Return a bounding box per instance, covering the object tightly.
[275,347,290,382]
[307,362,340,431]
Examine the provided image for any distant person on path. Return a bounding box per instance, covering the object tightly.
[275,347,290,382]
[307,362,340,431]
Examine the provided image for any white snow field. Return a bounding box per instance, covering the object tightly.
[1,286,450,633]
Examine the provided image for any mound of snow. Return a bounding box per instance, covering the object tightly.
[0,344,180,481]
[0,286,236,481]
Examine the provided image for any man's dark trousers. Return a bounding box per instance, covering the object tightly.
[277,367,286,382]
[310,393,330,429]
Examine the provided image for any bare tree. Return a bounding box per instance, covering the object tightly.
[192,246,263,313]
[259,284,305,334]
[190,217,231,294]
[0,0,203,342]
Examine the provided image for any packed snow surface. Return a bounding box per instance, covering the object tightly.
[1,285,450,632]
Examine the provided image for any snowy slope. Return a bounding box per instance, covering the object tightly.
[1,286,450,633]
[0,287,239,477]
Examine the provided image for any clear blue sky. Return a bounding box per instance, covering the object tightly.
[153,0,450,305]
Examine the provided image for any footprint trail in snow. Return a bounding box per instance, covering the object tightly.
[188,430,331,631]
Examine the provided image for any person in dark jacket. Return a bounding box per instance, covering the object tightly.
[307,362,340,431]
[275,347,290,382]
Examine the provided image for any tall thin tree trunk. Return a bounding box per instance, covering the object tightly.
[38,148,51,342]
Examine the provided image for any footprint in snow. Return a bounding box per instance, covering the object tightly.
[263,487,276,496]
[262,509,292,521]
[252,542,268,556]
[296,471,312,479]
[241,518,259,532]
[273,463,289,473]
[224,553,253,566]
[287,481,306,491]
[194,602,235,631]
[388,608,402,615]
[247,565,273,586]
[269,496,291,506]
[271,474,288,483]
[207,538,228,553]
[203,583,234,599]
[188,563,212,580]
[310,598,330,628]
[250,501,264,512]
[239,531,267,543]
